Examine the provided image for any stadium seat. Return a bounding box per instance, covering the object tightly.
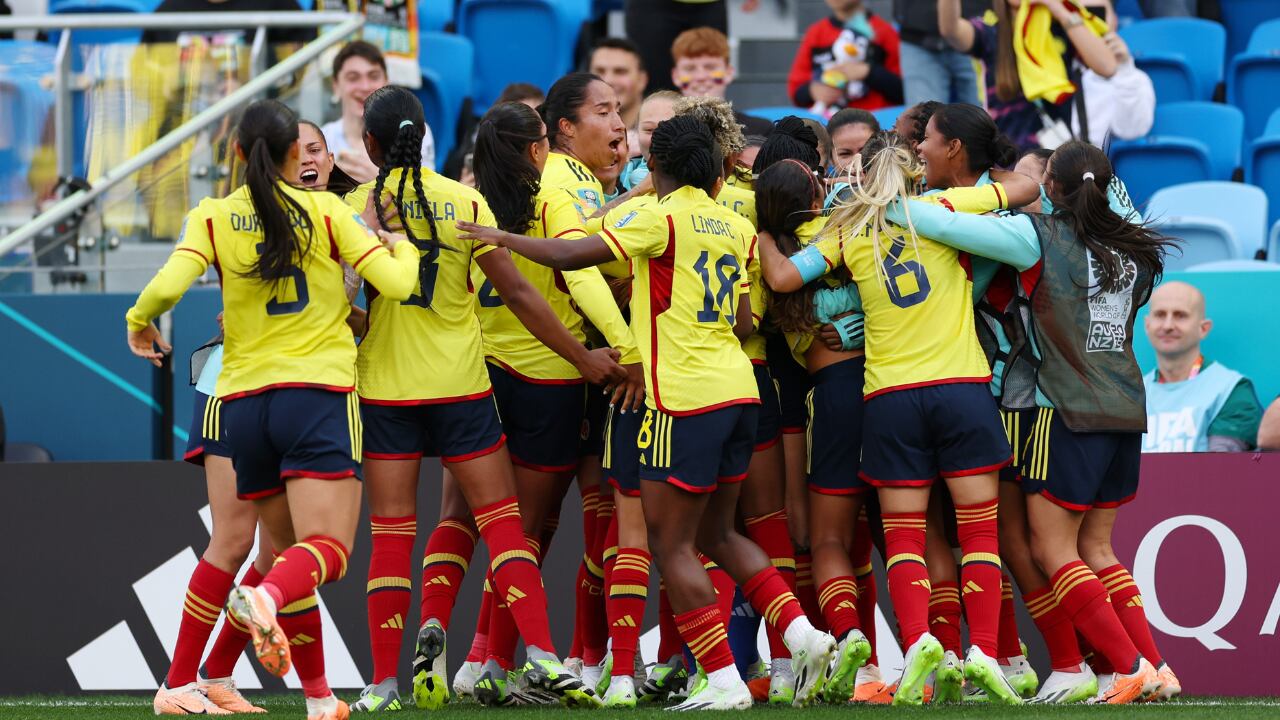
[1185,259,1280,272]
[459,0,588,108]
[3,442,54,462]
[872,104,905,131]
[1269,218,1280,260]
[418,31,474,171]
[1150,102,1244,179]
[747,106,824,123]
[1119,18,1225,102]
[1227,20,1280,142]
[1110,138,1212,208]
[420,0,455,32]
[1146,181,1268,258]
[1149,217,1240,271]
[1245,109,1280,229]
[1220,0,1280,60]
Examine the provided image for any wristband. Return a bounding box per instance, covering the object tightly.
[813,284,858,323]
[832,312,866,350]
[788,244,831,284]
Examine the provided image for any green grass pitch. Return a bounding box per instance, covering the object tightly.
[2,696,1279,720]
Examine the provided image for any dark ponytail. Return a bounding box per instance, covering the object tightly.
[932,102,1018,173]
[897,100,942,149]
[752,116,821,175]
[756,159,825,334]
[542,72,599,152]
[474,102,543,234]
[240,99,313,284]
[363,85,447,254]
[1047,141,1175,292]
[648,116,721,195]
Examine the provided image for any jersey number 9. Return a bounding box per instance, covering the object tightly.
[256,243,310,316]
[694,251,741,324]
[882,241,931,309]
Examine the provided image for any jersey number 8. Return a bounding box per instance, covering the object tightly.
[882,241,931,309]
[694,251,741,324]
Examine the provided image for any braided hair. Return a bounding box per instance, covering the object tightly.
[238,99,313,284]
[752,116,821,175]
[648,116,722,195]
[363,85,447,254]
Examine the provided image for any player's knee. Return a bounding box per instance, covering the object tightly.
[1077,536,1116,571]
[205,530,254,570]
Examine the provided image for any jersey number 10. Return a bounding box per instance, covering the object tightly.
[694,251,740,324]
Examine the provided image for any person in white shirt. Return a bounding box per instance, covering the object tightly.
[1072,32,1155,149]
[321,40,435,182]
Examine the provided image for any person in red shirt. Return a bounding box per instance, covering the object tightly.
[788,0,903,117]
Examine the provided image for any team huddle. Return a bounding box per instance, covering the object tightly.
[125,68,1180,720]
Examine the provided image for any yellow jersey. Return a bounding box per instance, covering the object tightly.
[811,184,1008,398]
[714,184,766,363]
[346,169,498,404]
[599,185,758,415]
[125,183,419,399]
[784,215,839,364]
[716,183,757,228]
[471,152,638,382]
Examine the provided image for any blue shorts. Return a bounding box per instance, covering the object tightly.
[221,388,362,500]
[806,358,870,495]
[753,363,782,450]
[1019,408,1141,511]
[603,404,642,497]
[766,333,810,433]
[1000,408,1036,484]
[184,391,232,465]
[859,382,1011,486]
[487,362,584,473]
[580,383,609,457]
[360,394,505,463]
[638,404,759,494]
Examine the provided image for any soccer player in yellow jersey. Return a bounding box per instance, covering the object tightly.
[459,116,839,711]
[758,131,1037,707]
[125,99,422,720]
[339,88,621,712]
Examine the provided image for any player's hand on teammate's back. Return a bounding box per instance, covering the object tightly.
[127,322,171,368]
[455,220,507,248]
[361,188,404,233]
[609,362,647,413]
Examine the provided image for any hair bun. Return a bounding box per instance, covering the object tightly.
[773,116,819,149]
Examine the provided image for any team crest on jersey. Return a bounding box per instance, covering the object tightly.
[614,210,639,229]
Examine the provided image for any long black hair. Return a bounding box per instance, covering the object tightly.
[1047,141,1173,292]
[931,103,1018,173]
[752,116,821,175]
[542,71,600,152]
[757,159,825,334]
[363,85,446,253]
[474,102,544,234]
[648,116,721,195]
[239,99,313,283]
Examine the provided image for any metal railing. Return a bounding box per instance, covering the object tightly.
[0,12,365,262]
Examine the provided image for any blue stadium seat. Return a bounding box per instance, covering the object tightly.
[420,0,455,32]
[1146,181,1268,258]
[1220,0,1280,60]
[1149,217,1241,271]
[459,0,588,108]
[872,104,905,131]
[747,106,824,123]
[1109,103,1244,206]
[1119,18,1225,102]
[1270,218,1280,260]
[1227,19,1280,141]
[418,31,474,171]
[1245,109,1280,230]
[1185,259,1280,272]
[0,41,57,204]
[1150,102,1243,179]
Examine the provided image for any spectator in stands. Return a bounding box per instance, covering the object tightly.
[787,0,903,118]
[896,0,983,106]
[1071,30,1154,148]
[670,27,773,137]
[1140,0,1196,16]
[937,0,1118,151]
[589,38,649,155]
[1259,399,1280,450]
[1142,282,1264,452]
[625,0,730,94]
[497,82,546,109]
[143,0,314,45]
[827,108,878,174]
[321,41,436,184]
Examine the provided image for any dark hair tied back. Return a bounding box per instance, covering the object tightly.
[239,99,313,284]
[474,102,544,234]
[932,103,1017,173]
[364,85,448,256]
[542,72,600,151]
[753,116,822,174]
[649,116,722,195]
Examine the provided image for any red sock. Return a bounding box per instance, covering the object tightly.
[571,486,601,660]
[657,583,682,662]
[1097,564,1163,667]
[795,552,827,632]
[1024,586,1084,671]
[955,499,1002,657]
[702,557,736,624]
[603,511,620,585]
[997,575,1023,660]
[166,559,235,687]
[883,512,930,648]
[278,595,328,698]
[1051,561,1140,674]
[466,581,493,663]
[202,564,265,680]
[575,511,617,666]
[485,573,520,670]
[261,536,349,610]
[817,576,861,640]
[744,510,796,659]
[928,581,962,656]
[366,516,415,684]
[674,603,734,673]
[608,549,651,676]
[474,498,556,654]
[851,516,878,665]
[1078,632,1115,675]
[742,567,805,638]
[420,517,477,629]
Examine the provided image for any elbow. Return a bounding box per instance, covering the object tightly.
[1088,54,1118,79]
